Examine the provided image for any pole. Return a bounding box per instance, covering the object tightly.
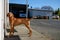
[26,0,28,19]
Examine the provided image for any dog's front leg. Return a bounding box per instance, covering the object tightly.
[9,23,14,37]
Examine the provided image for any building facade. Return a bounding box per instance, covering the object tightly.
[29,6,54,19]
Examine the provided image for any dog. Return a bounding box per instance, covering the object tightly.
[7,12,32,37]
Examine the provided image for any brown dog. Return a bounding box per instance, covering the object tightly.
[7,12,32,37]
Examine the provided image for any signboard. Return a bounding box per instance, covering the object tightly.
[19,13,26,17]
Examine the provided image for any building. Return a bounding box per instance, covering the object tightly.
[9,3,32,18]
[29,6,54,19]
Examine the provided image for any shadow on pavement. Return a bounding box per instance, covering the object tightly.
[4,29,21,40]
[4,35,21,40]
[6,29,17,32]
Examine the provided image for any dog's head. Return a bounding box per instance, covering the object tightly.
[7,12,14,17]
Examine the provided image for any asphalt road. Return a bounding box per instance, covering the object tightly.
[30,19,60,40]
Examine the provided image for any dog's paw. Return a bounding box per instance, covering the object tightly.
[28,33,30,34]
[28,34,31,37]
[29,33,32,37]
[9,33,14,37]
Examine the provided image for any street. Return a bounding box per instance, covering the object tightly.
[30,19,60,40]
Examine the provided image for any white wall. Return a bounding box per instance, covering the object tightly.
[0,0,4,40]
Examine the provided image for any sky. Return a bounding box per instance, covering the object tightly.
[9,0,60,10]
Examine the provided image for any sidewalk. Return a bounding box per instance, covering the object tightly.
[5,25,52,40]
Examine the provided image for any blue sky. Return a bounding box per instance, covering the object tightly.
[9,0,60,10]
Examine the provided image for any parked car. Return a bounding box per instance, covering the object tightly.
[34,16,49,19]
[36,16,44,19]
[52,15,59,19]
[43,16,49,19]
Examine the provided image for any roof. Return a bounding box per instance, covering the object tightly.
[41,6,54,11]
[29,8,54,12]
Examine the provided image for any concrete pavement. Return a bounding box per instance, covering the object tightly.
[5,25,52,40]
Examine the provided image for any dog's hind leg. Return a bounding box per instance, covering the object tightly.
[24,22,32,37]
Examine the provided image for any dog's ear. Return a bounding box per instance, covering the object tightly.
[7,13,9,17]
[7,13,12,17]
